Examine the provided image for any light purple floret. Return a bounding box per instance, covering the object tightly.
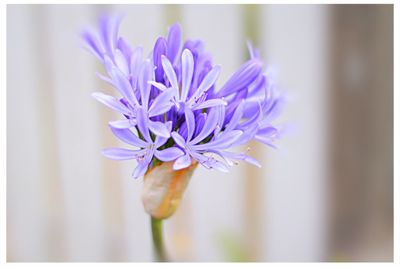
[82,16,284,179]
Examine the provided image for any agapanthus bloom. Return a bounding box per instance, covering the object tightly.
[82,16,284,179]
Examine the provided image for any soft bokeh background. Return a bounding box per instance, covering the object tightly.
[7,4,393,262]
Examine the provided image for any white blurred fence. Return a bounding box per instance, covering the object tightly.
[7,4,329,261]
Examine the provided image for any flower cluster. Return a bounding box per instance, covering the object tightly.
[83,16,284,178]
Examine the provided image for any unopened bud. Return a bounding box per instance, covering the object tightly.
[141,161,198,219]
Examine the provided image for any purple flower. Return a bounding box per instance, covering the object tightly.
[102,107,184,178]
[83,16,284,179]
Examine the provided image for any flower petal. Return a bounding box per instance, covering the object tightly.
[148,81,168,92]
[92,92,131,115]
[154,122,172,148]
[153,37,167,82]
[81,30,103,61]
[95,72,114,86]
[192,98,227,110]
[231,123,259,147]
[114,48,130,76]
[98,15,120,58]
[111,67,138,108]
[167,23,181,64]
[190,65,221,103]
[110,127,147,147]
[161,55,179,90]
[184,107,195,141]
[138,59,153,110]
[130,46,143,85]
[171,132,187,147]
[109,119,137,129]
[195,130,243,150]
[173,153,192,170]
[181,49,194,101]
[136,107,152,142]
[194,113,207,137]
[217,59,263,97]
[247,41,260,59]
[148,120,171,138]
[102,148,141,160]
[155,147,184,162]
[132,162,149,179]
[190,107,219,145]
[191,151,229,172]
[224,100,245,132]
[148,87,175,117]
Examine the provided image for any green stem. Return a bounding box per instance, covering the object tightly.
[151,216,167,262]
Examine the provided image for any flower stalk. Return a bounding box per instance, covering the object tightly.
[151,217,167,262]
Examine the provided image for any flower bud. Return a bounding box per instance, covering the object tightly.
[141,161,198,219]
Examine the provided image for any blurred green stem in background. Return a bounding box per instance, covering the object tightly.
[151,217,167,262]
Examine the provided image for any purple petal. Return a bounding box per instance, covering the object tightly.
[191,151,229,172]
[240,101,263,128]
[136,107,152,142]
[138,59,153,110]
[205,159,229,172]
[110,127,147,148]
[224,88,248,122]
[192,98,227,110]
[95,72,114,86]
[242,100,260,119]
[148,87,175,117]
[247,75,266,98]
[231,123,259,147]
[171,132,187,147]
[155,147,184,162]
[92,92,131,115]
[110,68,138,108]
[103,55,115,75]
[254,127,279,146]
[117,37,132,58]
[81,30,103,61]
[195,130,243,150]
[132,162,149,179]
[153,37,167,82]
[257,126,278,136]
[215,105,226,136]
[161,55,179,90]
[109,119,137,129]
[215,150,261,168]
[148,81,168,91]
[155,136,168,148]
[263,97,285,124]
[130,46,143,84]
[167,23,181,64]
[190,107,219,145]
[148,120,170,138]
[194,113,206,137]
[98,16,121,58]
[181,49,194,101]
[217,59,263,97]
[247,41,261,59]
[154,122,172,147]
[102,148,141,160]
[173,153,192,170]
[114,49,130,76]
[224,100,245,132]
[190,65,221,103]
[184,108,195,141]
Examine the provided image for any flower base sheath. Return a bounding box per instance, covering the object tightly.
[142,161,198,219]
[83,16,284,218]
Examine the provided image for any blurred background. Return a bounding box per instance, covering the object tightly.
[7,4,393,262]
